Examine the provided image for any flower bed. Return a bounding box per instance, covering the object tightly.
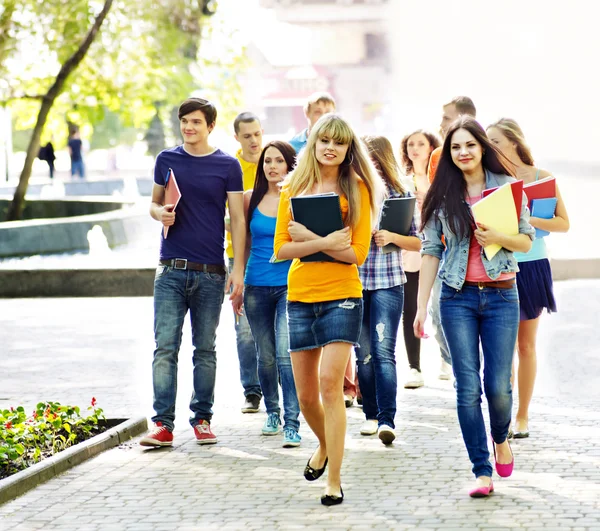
[0,398,105,480]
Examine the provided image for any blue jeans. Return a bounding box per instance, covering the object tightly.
[440,283,518,478]
[152,265,225,430]
[431,276,452,365]
[355,285,403,429]
[229,259,261,398]
[71,160,85,178]
[244,285,300,432]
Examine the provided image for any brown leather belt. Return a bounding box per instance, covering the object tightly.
[463,279,516,290]
[160,259,226,275]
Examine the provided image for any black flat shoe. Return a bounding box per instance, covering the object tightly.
[321,487,344,506]
[304,451,328,481]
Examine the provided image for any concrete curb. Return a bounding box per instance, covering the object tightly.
[0,416,147,505]
[549,257,600,281]
[0,268,155,297]
[0,258,598,298]
[0,205,154,258]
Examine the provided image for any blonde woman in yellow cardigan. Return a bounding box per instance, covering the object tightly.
[274,114,384,506]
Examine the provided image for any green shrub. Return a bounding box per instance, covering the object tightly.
[0,398,105,479]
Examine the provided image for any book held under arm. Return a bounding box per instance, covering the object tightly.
[290,193,344,262]
[471,182,519,260]
[482,179,523,219]
[530,197,557,238]
[523,176,556,208]
[163,168,182,238]
[378,196,417,254]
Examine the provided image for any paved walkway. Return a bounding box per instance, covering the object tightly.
[1,280,600,530]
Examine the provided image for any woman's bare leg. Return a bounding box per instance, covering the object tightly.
[320,342,352,496]
[291,349,327,467]
[515,317,540,432]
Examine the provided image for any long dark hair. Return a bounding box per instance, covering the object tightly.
[420,116,514,239]
[247,141,296,232]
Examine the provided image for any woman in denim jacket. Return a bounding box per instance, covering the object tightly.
[413,117,534,498]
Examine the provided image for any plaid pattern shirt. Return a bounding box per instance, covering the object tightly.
[359,189,419,291]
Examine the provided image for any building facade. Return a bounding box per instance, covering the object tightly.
[244,0,392,138]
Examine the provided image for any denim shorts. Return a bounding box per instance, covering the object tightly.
[287,298,363,352]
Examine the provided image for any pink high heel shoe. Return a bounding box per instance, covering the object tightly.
[469,480,494,498]
[493,439,514,478]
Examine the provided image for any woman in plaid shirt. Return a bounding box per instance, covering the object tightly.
[355,135,421,445]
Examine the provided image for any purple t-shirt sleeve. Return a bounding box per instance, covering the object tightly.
[153,154,168,187]
[227,159,243,193]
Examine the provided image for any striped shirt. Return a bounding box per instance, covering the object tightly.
[359,189,419,291]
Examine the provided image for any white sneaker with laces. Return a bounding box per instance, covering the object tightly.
[439,360,452,381]
[360,419,378,436]
[404,368,424,389]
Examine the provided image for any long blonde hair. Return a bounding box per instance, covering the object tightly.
[487,118,535,166]
[286,114,384,228]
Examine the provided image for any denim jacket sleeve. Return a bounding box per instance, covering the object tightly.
[421,210,444,260]
[518,191,536,240]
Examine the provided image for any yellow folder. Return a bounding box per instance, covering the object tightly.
[470,182,518,260]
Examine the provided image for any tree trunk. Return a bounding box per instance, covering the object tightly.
[6,0,114,221]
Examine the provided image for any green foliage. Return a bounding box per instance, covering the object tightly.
[2,0,240,150]
[90,108,139,149]
[0,398,105,479]
[145,111,166,157]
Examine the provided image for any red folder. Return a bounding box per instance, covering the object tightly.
[163,168,182,238]
[482,179,523,219]
[523,176,556,208]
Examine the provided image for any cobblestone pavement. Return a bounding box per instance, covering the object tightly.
[1,280,600,530]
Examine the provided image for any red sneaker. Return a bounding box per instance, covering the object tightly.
[139,422,173,447]
[194,420,218,445]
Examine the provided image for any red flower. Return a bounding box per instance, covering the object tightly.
[91,397,97,407]
[33,411,38,418]
[5,421,12,429]
[10,407,14,412]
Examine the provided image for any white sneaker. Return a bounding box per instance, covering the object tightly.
[378,425,396,445]
[439,360,452,381]
[360,419,378,436]
[404,368,424,389]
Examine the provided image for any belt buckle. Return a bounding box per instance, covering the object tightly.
[477,281,485,290]
[174,258,188,270]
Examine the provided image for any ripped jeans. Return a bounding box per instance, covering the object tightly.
[355,285,404,429]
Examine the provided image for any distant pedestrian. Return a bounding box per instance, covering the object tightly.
[68,131,85,178]
[139,97,245,448]
[289,92,336,155]
[399,129,440,389]
[414,116,535,498]
[228,112,264,414]
[487,118,570,440]
[38,142,56,179]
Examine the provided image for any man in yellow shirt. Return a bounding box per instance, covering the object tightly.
[227,112,263,413]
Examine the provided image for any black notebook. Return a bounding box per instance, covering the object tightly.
[378,196,416,254]
[290,193,344,262]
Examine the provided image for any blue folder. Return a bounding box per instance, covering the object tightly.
[530,197,557,238]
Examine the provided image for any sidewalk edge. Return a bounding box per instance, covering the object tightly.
[0,416,148,505]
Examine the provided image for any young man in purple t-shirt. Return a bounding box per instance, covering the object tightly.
[140,98,245,447]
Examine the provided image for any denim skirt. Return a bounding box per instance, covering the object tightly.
[287,298,363,352]
[516,258,557,321]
